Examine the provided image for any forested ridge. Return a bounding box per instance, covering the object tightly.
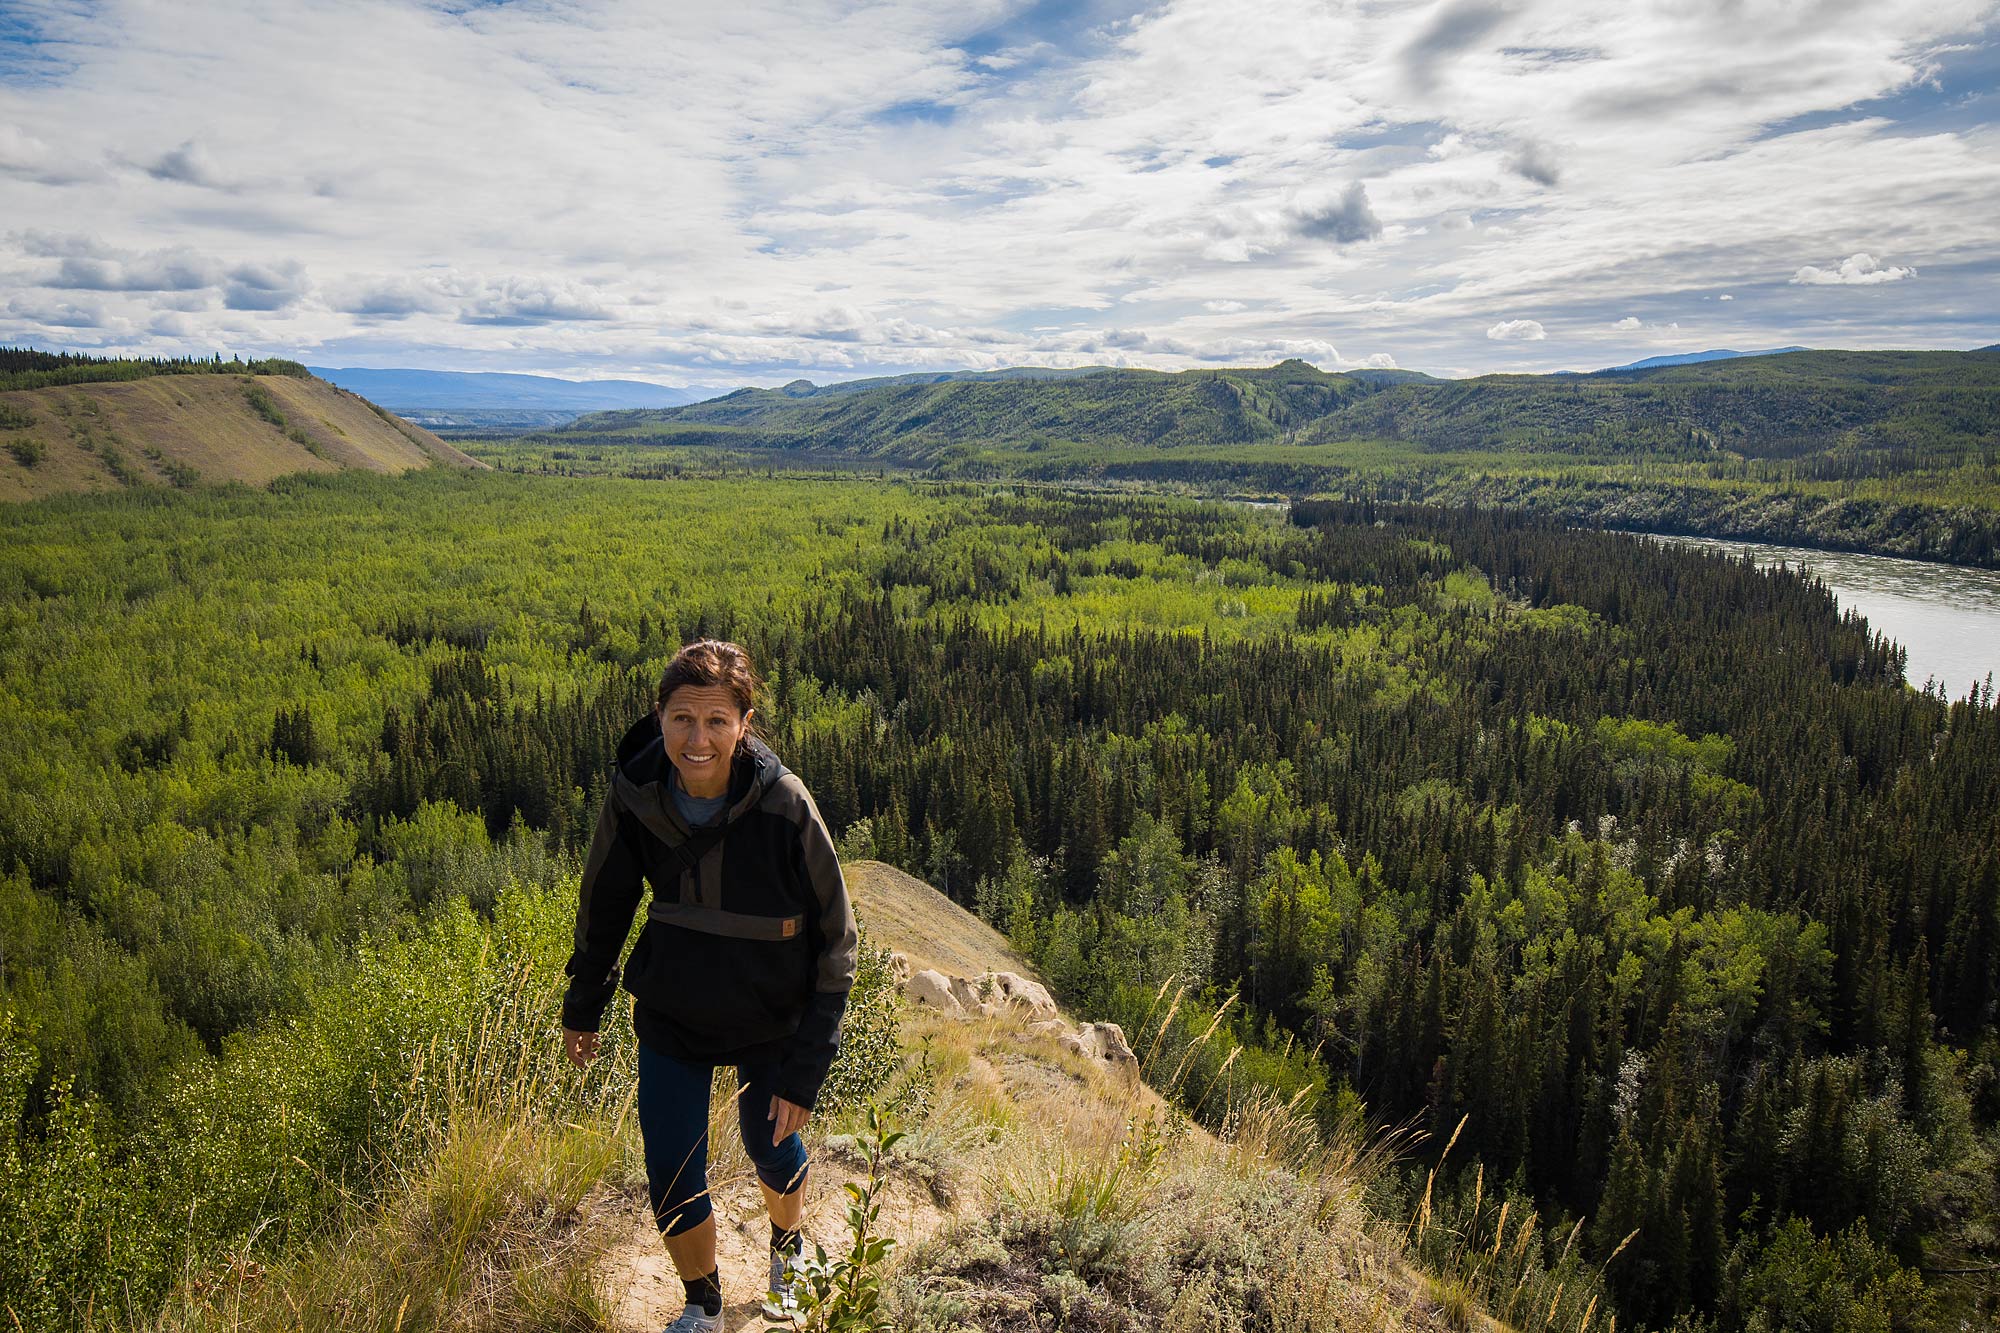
[0,346,313,391]
[2,471,1996,1328]
[512,349,2000,566]
[569,350,1999,471]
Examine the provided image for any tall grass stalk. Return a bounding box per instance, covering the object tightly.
[1395,1130,1627,1333]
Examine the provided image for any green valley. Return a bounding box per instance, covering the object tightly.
[479,350,2000,566]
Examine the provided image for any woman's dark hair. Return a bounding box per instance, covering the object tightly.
[656,640,762,745]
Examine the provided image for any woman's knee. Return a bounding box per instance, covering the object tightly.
[737,1109,809,1194]
[735,1064,810,1194]
[748,1131,810,1195]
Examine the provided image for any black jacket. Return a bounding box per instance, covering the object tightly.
[561,716,858,1109]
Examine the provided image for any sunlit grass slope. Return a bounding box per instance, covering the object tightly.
[0,373,482,501]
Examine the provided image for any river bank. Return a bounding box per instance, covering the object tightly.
[1651,533,2000,698]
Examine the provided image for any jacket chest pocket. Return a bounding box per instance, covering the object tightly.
[715,841,801,921]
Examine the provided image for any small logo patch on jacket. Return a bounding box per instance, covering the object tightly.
[781,918,799,938]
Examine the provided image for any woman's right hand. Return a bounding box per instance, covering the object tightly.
[562,1026,601,1069]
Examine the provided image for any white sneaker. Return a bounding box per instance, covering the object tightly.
[663,1301,722,1332]
[762,1243,806,1321]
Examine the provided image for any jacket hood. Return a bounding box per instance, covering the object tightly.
[612,713,786,817]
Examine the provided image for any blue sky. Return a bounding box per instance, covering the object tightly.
[1,0,1996,385]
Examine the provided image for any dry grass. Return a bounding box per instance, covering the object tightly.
[145,1109,620,1333]
[873,993,1466,1333]
[846,861,1034,980]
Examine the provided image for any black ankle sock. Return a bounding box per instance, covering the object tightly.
[683,1267,722,1317]
[771,1220,803,1255]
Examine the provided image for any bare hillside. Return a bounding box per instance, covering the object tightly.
[845,858,1035,981]
[0,373,485,502]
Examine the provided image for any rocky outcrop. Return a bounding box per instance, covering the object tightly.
[905,968,960,1012]
[896,953,1132,1081]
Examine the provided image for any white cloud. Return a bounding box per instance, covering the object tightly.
[1203,299,1248,312]
[52,247,223,292]
[331,277,450,319]
[1506,138,1563,187]
[1613,315,1641,329]
[6,295,115,329]
[458,278,614,326]
[1488,318,1547,340]
[1718,293,1733,300]
[1790,253,1918,285]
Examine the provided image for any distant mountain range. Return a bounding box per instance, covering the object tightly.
[1597,347,1810,373]
[769,365,1116,399]
[309,346,1997,433]
[306,367,730,432]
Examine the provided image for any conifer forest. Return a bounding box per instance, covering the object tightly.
[2,468,1996,1330]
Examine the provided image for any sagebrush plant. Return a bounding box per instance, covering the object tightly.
[790,1104,904,1333]
[1000,1111,1171,1281]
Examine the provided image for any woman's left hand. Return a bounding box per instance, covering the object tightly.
[768,1094,811,1146]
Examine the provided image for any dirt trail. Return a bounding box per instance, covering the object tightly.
[595,1147,952,1331]
[593,868,1158,1330]
[594,864,1013,1329]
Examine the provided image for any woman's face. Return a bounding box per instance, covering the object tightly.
[658,684,752,799]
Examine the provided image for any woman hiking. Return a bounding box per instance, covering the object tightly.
[561,639,857,1330]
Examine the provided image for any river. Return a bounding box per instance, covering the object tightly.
[1651,536,2000,700]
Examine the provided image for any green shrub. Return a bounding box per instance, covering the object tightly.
[242,383,286,428]
[815,939,903,1119]
[0,880,626,1328]
[99,442,142,486]
[1731,1218,1934,1333]
[0,1013,151,1331]
[791,1105,903,1333]
[5,437,43,467]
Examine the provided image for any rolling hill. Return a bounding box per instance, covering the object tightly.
[0,371,484,502]
[562,358,1381,459]
[555,349,2000,463]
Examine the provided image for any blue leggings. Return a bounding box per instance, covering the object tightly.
[636,1041,810,1236]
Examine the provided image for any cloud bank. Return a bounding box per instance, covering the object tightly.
[1,0,1995,383]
